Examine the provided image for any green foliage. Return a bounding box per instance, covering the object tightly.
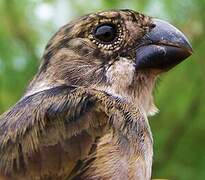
[0,0,204,179]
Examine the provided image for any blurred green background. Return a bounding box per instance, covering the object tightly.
[0,0,204,179]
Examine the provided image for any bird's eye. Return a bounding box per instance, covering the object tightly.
[94,23,117,43]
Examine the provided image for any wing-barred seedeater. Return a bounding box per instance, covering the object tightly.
[0,9,192,180]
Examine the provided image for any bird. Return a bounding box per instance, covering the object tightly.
[0,9,192,180]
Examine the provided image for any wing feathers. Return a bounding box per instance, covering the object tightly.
[0,85,151,179]
[0,85,97,174]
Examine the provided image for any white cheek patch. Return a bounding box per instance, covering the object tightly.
[104,58,159,117]
[105,57,135,93]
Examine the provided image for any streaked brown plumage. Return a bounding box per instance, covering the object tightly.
[0,9,192,180]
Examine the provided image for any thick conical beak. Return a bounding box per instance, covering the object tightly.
[135,19,193,71]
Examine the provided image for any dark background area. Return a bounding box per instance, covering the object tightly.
[0,0,204,179]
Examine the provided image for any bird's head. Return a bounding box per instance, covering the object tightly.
[28,9,192,116]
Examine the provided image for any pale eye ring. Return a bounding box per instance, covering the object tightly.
[93,23,118,43]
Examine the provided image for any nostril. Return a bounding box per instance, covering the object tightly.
[149,23,156,29]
